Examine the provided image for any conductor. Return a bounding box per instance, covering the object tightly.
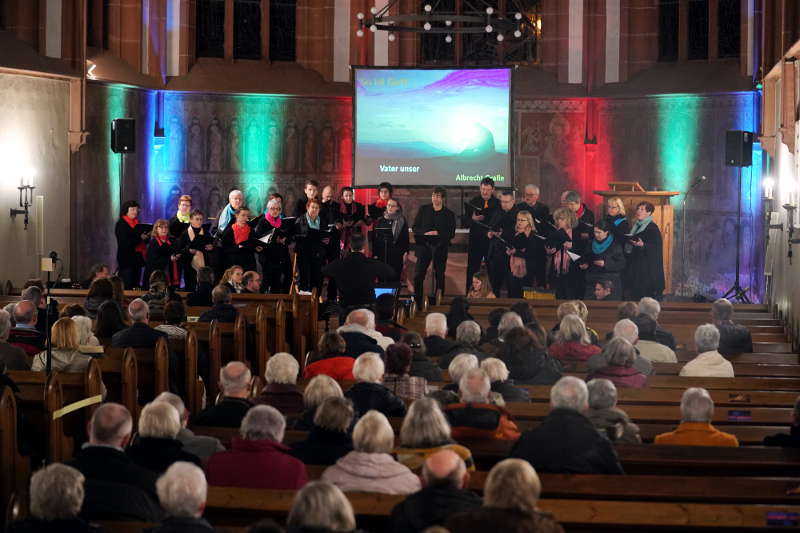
[323,233,395,311]
[413,187,456,305]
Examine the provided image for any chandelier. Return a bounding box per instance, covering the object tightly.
[355,0,539,44]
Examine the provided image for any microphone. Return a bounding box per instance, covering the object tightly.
[689,175,707,189]
[49,250,59,262]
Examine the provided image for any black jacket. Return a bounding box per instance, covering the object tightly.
[410,354,443,382]
[584,240,626,287]
[186,283,214,307]
[168,217,190,240]
[253,216,292,267]
[198,303,237,323]
[345,382,406,418]
[491,380,530,402]
[464,195,500,240]
[627,221,665,297]
[390,486,482,533]
[126,436,202,474]
[438,343,489,370]
[290,426,353,465]
[424,335,457,358]
[192,397,254,428]
[413,204,456,248]
[219,223,258,270]
[176,225,213,266]
[322,252,396,308]
[146,237,176,273]
[8,519,106,533]
[654,326,677,351]
[338,329,385,359]
[763,425,800,448]
[717,321,754,354]
[115,217,146,269]
[145,517,218,533]
[510,408,624,474]
[111,322,166,349]
[498,346,562,385]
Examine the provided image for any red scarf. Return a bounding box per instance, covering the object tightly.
[122,215,138,228]
[375,198,388,209]
[153,235,179,286]
[576,204,585,218]
[233,223,251,244]
[123,215,147,258]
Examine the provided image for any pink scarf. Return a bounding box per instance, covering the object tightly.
[266,213,282,228]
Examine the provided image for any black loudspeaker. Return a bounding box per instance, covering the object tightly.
[725,130,753,167]
[111,118,136,153]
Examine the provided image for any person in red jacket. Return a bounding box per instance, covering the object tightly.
[304,332,356,381]
[547,314,601,363]
[586,338,647,388]
[206,405,307,490]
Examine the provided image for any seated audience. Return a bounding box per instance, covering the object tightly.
[303,332,355,380]
[395,397,474,472]
[712,297,754,354]
[8,300,47,357]
[108,275,126,308]
[401,331,442,382]
[763,396,800,447]
[322,410,420,494]
[547,315,601,362]
[444,353,479,393]
[154,300,188,340]
[32,318,94,372]
[445,368,520,441]
[468,270,496,299]
[389,450,481,533]
[345,352,406,418]
[286,481,359,533]
[546,301,579,346]
[586,378,641,443]
[84,278,115,319]
[207,405,308,489]
[8,463,103,533]
[497,327,562,386]
[0,309,31,370]
[446,296,474,338]
[290,397,354,466]
[292,374,344,431]
[126,401,201,473]
[336,309,389,357]
[632,313,677,362]
[570,300,601,345]
[73,315,100,346]
[198,285,237,323]
[639,297,677,350]
[382,342,428,400]
[93,300,128,342]
[510,376,624,474]
[655,387,739,446]
[439,320,486,368]
[111,299,167,349]
[589,318,653,376]
[481,357,530,402]
[680,324,735,377]
[604,302,640,341]
[66,403,162,522]
[482,307,508,343]
[193,362,255,427]
[586,338,648,388]
[423,312,456,357]
[22,285,59,334]
[375,293,407,341]
[186,266,214,307]
[148,462,216,532]
[141,273,169,321]
[481,311,524,354]
[155,392,225,462]
[220,265,244,294]
[61,303,88,318]
[242,270,262,294]
[446,458,564,533]
[255,352,304,414]
[84,262,111,288]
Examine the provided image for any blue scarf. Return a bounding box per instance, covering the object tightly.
[592,234,614,255]
[613,216,625,226]
[631,215,653,235]
[217,204,235,232]
[306,214,320,230]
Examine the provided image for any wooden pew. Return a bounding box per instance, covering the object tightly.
[104,337,169,409]
[94,347,138,419]
[0,387,30,516]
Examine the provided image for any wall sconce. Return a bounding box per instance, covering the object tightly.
[10,171,36,230]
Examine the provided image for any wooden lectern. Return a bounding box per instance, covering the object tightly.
[593,182,680,294]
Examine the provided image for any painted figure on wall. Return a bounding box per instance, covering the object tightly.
[165,185,182,220]
[229,119,242,171]
[190,186,204,211]
[338,126,352,173]
[245,121,262,172]
[302,121,317,173]
[266,121,280,172]
[246,186,261,215]
[284,121,298,172]
[188,117,204,172]
[168,117,184,171]
[320,123,335,173]
[208,117,224,172]
[207,187,223,222]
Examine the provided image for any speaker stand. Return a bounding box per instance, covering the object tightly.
[118,152,126,207]
[722,166,752,303]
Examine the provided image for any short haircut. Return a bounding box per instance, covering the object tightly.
[681,387,714,422]
[421,450,466,490]
[190,208,204,218]
[353,410,395,453]
[613,319,639,343]
[304,374,343,409]
[128,298,149,323]
[242,271,260,286]
[556,314,589,344]
[550,376,589,412]
[60,304,87,318]
[378,181,393,193]
[313,397,354,433]
[21,285,42,306]
[138,401,181,439]
[556,301,579,321]
[638,297,661,320]
[498,311,523,337]
[488,307,508,327]
[480,176,495,187]
[0,310,10,340]
[241,405,286,442]
[563,190,581,204]
[30,463,84,520]
[349,232,365,251]
[484,459,541,513]
[306,198,320,209]
[712,298,734,321]
[695,323,721,353]
[212,284,232,305]
[345,308,370,329]
[287,481,356,532]
[587,378,618,410]
[603,337,636,367]
[459,367,491,403]
[595,279,614,291]
[163,300,186,326]
[617,301,639,320]
[72,315,95,345]
[197,266,214,284]
[156,462,207,518]
[632,313,657,339]
[305,179,320,188]
[375,293,395,320]
[433,186,447,197]
[385,343,413,375]
[13,300,36,324]
[456,320,481,346]
[266,198,281,210]
[448,353,478,384]
[265,352,299,385]
[552,206,578,228]
[480,357,510,382]
[353,352,384,383]
[89,403,133,445]
[400,331,426,356]
[425,312,447,337]
[220,361,252,395]
[500,190,514,199]
[229,189,243,201]
[51,318,79,350]
[400,397,451,448]
[636,201,655,214]
[155,391,187,421]
[120,199,140,216]
[510,302,534,324]
[317,332,346,355]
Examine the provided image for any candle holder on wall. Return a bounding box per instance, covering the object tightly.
[10,182,36,230]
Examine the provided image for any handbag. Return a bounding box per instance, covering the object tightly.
[510,256,527,279]
[191,251,205,271]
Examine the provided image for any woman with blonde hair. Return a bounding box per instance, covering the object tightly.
[604,196,630,242]
[547,314,601,363]
[287,481,359,533]
[32,318,94,372]
[545,206,587,299]
[467,270,496,299]
[219,265,244,294]
[146,218,181,288]
[507,210,544,297]
[292,374,344,430]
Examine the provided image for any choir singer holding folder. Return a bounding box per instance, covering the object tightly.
[413,187,456,305]
[463,177,499,293]
[546,207,588,299]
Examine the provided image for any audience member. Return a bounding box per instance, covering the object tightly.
[712,298,754,354]
[481,311,523,354]
[401,331,442,381]
[255,352,304,414]
[481,357,530,402]
[292,374,344,430]
[446,296,474,338]
[375,293,407,341]
[111,299,167,349]
[155,392,225,462]
[586,378,641,443]
[603,302,639,342]
[510,376,624,474]
[84,278,115,319]
[444,353,479,393]
[303,332,355,380]
[32,318,94,372]
[322,410,420,494]
[73,315,100,346]
[290,397,354,466]
[126,401,201,473]
[395,397,474,472]
[547,315,601,362]
[66,403,162,521]
[545,302,579,346]
[61,303,87,318]
[108,275,127,308]
[654,387,739,446]
[0,309,31,370]
[154,300,188,340]
[7,300,46,357]
[198,285,237,323]
[345,352,407,418]
[589,318,654,376]
[423,313,456,357]
[382,343,429,400]
[446,459,564,533]
[632,313,677,362]
[482,307,508,343]
[496,327,562,386]
[389,450,481,533]
[510,301,547,346]
[148,462,216,532]
[336,309,389,357]
[445,368,520,440]
[242,270,262,294]
[22,285,59,335]
[286,481,359,533]
[141,275,169,321]
[639,297,676,350]
[586,338,647,388]
[84,263,111,288]
[680,324,734,377]
[93,300,128,341]
[206,405,308,489]
[439,320,486,368]
[569,300,600,345]
[193,362,255,427]
[8,464,103,533]
[186,267,215,307]
[763,396,800,447]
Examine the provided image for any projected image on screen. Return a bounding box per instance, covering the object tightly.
[354,68,511,188]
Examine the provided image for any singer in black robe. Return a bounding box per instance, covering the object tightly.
[546,207,588,299]
[338,187,366,252]
[115,200,149,289]
[175,210,213,292]
[582,219,626,300]
[254,200,294,294]
[463,177,500,293]
[373,199,409,282]
[219,207,259,272]
[412,188,456,304]
[625,202,665,300]
[487,192,517,296]
[294,200,329,293]
[146,219,180,287]
[603,196,631,243]
[507,211,545,298]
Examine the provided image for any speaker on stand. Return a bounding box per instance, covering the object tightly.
[111,118,136,205]
[722,130,753,303]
